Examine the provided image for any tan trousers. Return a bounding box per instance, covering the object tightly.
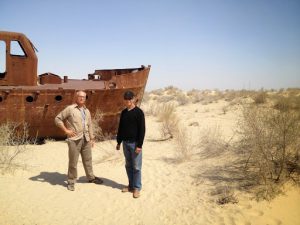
[67,138,95,184]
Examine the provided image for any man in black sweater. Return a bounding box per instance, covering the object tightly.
[116,91,145,198]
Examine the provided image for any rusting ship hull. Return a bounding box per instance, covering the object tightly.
[0,31,150,139]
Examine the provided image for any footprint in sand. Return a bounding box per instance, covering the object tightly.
[240,204,252,210]
[265,218,283,225]
[248,209,264,217]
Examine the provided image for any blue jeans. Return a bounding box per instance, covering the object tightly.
[122,141,142,191]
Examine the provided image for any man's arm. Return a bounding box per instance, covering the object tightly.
[116,110,124,150]
[136,109,145,153]
[87,110,95,139]
[54,107,76,138]
[87,110,95,147]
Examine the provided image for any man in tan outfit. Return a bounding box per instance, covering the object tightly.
[55,90,103,191]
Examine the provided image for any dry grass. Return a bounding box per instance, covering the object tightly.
[149,102,195,162]
[187,89,205,103]
[213,186,239,205]
[0,122,29,174]
[164,85,180,95]
[141,91,150,103]
[272,95,300,111]
[187,89,227,105]
[147,87,300,200]
[147,87,190,105]
[222,104,230,114]
[148,88,164,96]
[176,92,190,105]
[253,91,267,104]
[173,124,193,162]
[92,109,106,141]
[157,103,179,139]
[143,102,158,116]
[197,125,231,159]
[235,104,300,199]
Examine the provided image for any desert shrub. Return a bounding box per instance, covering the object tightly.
[164,86,180,95]
[141,91,150,103]
[223,89,236,101]
[188,89,225,104]
[175,92,190,105]
[149,88,164,96]
[214,186,238,205]
[212,89,225,101]
[0,122,29,174]
[222,105,230,114]
[187,89,200,97]
[173,124,193,162]
[188,90,204,103]
[160,114,179,139]
[201,95,216,105]
[157,103,179,139]
[224,90,256,102]
[155,103,194,161]
[286,88,300,96]
[92,109,105,141]
[143,102,159,116]
[156,95,176,103]
[157,103,176,122]
[236,105,300,198]
[155,87,190,105]
[273,95,300,112]
[238,89,252,98]
[197,125,229,158]
[253,91,267,104]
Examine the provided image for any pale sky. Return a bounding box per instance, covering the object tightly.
[1,0,300,90]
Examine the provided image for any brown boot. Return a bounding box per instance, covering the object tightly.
[133,189,140,198]
[122,186,133,193]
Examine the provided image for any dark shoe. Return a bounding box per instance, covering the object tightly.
[67,183,75,191]
[133,189,140,198]
[122,186,133,193]
[88,176,103,184]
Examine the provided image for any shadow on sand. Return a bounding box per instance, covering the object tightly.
[29,172,67,187]
[29,172,126,190]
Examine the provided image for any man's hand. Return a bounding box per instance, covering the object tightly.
[90,140,95,148]
[116,144,120,150]
[65,129,76,138]
[135,147,142,154]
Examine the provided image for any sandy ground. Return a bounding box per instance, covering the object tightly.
[1,98,300,225]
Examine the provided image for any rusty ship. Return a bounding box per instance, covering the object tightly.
[0,31,150,139]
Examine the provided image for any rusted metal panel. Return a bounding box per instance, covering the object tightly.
[39,73,62,84]
[0,31,37,86]
[0,31,150,139]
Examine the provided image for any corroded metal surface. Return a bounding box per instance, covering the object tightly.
[0,31,150,139]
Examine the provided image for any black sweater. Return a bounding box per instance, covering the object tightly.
[117,106,145,148]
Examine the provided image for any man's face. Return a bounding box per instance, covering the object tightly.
[76,91,86,106]
[124,98,134,108]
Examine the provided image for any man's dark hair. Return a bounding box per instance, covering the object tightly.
[123,91,134,100]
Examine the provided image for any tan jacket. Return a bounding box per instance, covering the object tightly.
[55,104,95,141]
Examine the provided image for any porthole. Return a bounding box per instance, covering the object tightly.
[26,96,34,102]
[55,95,63,102]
